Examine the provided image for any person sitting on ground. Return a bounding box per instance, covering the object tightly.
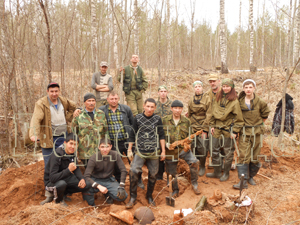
[41,133,91,206]
[83,138,128,206]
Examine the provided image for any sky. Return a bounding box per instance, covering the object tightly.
[162,0,289,33]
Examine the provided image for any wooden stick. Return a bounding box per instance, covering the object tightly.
[257,173,272,180]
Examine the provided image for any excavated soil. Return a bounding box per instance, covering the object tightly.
[0,141,300,224]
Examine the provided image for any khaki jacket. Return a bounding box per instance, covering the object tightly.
[210,95,244,134]
[188,93,211,132]
[238,91,270,135]
[29,96,76,148]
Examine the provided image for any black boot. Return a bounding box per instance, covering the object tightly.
[220,163,231,182]
[206,166,222,178]
[233,164,249,189]
[248,162,261,185]
[126,171,139,209]
[172,177,179,198]
[40,190,54,205]
[198,157,206,176]
[137,174,145,189]
[146,179,156,207]
[156,160,165,180]
[190,162,201,195]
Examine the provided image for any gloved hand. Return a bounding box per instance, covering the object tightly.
[117,184,126,199]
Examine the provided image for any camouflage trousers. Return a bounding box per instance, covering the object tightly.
[125,90,143,116]
[238,134,261,164]
[96,99,108,109]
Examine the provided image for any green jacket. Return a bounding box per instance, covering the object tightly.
[118,65,148,94]
[71,109,108,159]
[238,91,270,135]
[210,95,244,134]
[205,89,219,106]
[162,115,191,160]
[155,97,172,118]
[188,93,211,133]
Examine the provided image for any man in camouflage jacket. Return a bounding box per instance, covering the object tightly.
[154,85,173,180]
[162,100,200,197]
[72,93,108,165]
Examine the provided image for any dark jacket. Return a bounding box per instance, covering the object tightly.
[272,94,295,136]
[99,104,134,140]
[44,146,84,186]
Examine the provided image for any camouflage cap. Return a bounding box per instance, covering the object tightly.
[193,81,203,87]
[208,74,219,81]
[100,61,108,67]
[222,78,235,88]
[158,85,168,91]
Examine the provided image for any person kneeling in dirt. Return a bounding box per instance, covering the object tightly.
[41,133,92,206]
[83,138,128,206]
[233,79,270,189]
[163,100,201,197]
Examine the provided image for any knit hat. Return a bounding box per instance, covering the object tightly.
[222,78,235,88]
[171,100,183,107]
[193,81,203,87]
[158,85,168,91]
[243,79,256,87]
[84,93,96,102]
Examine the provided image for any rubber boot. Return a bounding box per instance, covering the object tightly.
[137,173,145,189]
[172,177,179,198]
[233,164,249,189]
[248,162,261,185]
[190,162,201,195]
[125,171,139,209]
[156,160,165,180]
[206,166,222,178]
[220,163,231,182]
[198,157,206,176]
[146,179,156,207]
[40,190,54,205]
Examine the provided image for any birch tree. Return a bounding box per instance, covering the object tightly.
[261,0,265,67]
[220,0,228,73]
[133,0,139,55]
[293,0,300,65]
[90,0,98,72]
[237,0,241,67]
[249,0,256,72]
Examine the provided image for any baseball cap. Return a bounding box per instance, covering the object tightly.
[47,82,60,89]
[208,74,219,81]
[100,61,108,67]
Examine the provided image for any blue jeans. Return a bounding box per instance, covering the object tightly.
[42,135,65,168]
[83,176,128,206]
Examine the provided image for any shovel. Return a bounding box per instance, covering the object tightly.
[240,174,245,197]
[166,175,175,207]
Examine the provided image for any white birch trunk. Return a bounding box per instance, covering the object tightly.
[262,0,265,67]
[249,0,255,72]
[91,0,98,72]
[133,0,139,55]
[293,0,300,65]
[237,0,241,68]
[220,0,228,73]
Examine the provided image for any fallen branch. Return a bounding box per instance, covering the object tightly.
[26,188,42,199]
[257,173,272,180]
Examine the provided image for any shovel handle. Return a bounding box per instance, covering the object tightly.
[169,175,172,198]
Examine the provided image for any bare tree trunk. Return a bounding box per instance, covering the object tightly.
[249,0,256,72]
[38,0,52,82]
[158,0,164,86]
[133,0,139,55]
[166,0,171,81]
[262,0,265,67]
[293,0,300,65]
[175,0,181,69]
[237,0,241,68]
[91,0,98,72]
[285,0,292,69]
[190,0,195,69]
[220,0,228,73]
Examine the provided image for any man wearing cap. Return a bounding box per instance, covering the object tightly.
[154,85,173,180]
[118,54,148,116]
[163,100,201,197]
[205,74,221,104]
[91,61,114,108]
[72,93,108,166]
[30,82,76,168]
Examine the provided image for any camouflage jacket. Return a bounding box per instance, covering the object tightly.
[71,109,108,159]
[162,115,191,160]
[155,97,172,118]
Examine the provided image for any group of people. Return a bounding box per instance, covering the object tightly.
[29,54,270,208]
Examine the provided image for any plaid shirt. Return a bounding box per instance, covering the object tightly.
[107,106,127,141]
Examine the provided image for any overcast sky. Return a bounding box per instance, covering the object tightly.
[156,0,289,33]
